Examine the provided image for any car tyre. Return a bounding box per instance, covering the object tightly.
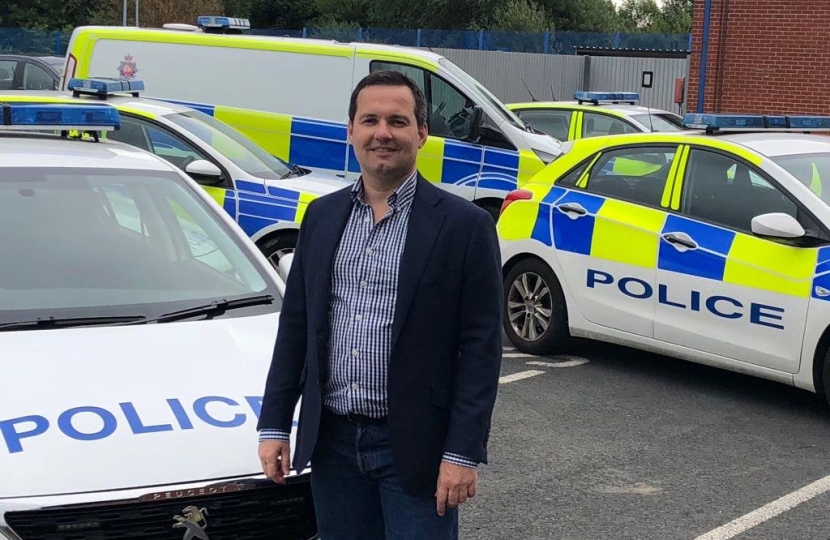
[503,257,570,355]
[258,231,298,271]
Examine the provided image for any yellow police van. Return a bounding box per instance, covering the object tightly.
[61,16,562,220]
[0,101,317,539]
[497,113,830,405]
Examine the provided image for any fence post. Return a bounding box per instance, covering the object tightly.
[478,29,484,50]
[416,28,422,47]
[357,27,363,41]
[54,31,61,55]
[543,31,550,54]
[302,27,307,38]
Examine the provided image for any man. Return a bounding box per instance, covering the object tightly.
[257,70,503,539]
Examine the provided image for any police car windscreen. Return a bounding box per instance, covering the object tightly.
[166,111,294,180]
[772,153,830,205]
[0,166,280,320]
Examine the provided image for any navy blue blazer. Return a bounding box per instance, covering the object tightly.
[257,174,503,497]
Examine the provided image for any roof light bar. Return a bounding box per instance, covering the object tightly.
[683,113,830,133]
[196,16,251,30]
[0,102,121,132]
[574,91,640,105]
[67,77,144,99]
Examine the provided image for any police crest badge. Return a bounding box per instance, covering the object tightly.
[118,54,138,79]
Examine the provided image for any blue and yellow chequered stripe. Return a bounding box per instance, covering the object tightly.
[164,100,545,194]
[499,187,826,300]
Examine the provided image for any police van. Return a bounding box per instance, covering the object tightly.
[497,112,830,405]
[60,16,562,220]
[0,102,316,539]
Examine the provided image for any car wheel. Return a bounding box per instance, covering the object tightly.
[258,231,298,271]
[503,257,569,355]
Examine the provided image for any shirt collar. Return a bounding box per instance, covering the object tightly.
[351,170,418,212]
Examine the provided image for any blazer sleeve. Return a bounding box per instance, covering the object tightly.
[256,204,313,434]
[443,210,503,464]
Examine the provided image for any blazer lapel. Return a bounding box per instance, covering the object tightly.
[391,176,447,347]
[309,187,353,337]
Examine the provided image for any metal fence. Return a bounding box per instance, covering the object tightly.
[0,26,691,56]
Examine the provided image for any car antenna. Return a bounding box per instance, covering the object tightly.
[521,78,538,102]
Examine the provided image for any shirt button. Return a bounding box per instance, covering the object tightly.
[355,314,363,321]
[360,280,368,288]
[352,349,359,357]
[365,248,373,255]
[364,216,371,223]
[352,382,359,390]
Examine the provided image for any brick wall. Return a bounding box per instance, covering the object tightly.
[688,0,830,115]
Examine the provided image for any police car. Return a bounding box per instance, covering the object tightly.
[0,77,344,267]
[498,113,830,404]
[0,103,317,539]
[507,91,685,143]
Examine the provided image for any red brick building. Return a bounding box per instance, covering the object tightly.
[687,0,830,115]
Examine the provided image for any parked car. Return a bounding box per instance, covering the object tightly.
[0,54,64,90]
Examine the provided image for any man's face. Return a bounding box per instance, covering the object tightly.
[348,84,428,183]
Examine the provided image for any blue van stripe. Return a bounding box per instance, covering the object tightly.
[477,177,517,191]
[542,186,567,205]
[347,146,361,173]
[443,159,480,186]
[290,138,347,171]
[444,141,482,162]
[484,148,519,169]
[238,191,299,208]
[531,204,553,247]
[291,119,347,141]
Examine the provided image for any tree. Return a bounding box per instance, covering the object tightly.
[660,0,693,33]
[489,0,553,32]
[1,0,109,30]
[617,0,663,32]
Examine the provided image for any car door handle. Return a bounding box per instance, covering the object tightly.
[662,232,698,250]
[558,203,587,216]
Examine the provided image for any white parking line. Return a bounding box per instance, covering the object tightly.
[499,370,545,384]
[694,474,830,540]
[527,359,589,368]
[503,352,538,358]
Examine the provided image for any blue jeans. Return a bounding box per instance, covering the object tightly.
[310,411,459,540]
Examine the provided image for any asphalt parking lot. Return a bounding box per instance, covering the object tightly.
[459,335,830,540]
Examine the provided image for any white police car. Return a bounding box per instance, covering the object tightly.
[498,112,830,405]
[0,102,317,540]
[1,77,345,267]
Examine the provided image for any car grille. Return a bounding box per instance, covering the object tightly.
[5,478,317,540]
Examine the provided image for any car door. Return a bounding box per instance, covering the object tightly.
[654,146,816,373]
[552,144,681,338]
[106,115,239,222]
[21,61,57,90]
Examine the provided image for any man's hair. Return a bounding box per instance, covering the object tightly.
[348,70,428,127]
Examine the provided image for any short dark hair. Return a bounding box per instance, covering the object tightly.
[348,70,428,127]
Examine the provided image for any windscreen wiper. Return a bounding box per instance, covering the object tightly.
[280,165,305,179]
[131,294,275,325]
[0,315,146,331]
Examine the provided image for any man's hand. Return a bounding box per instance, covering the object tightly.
[435,461,478,516]
[259,440,291,483]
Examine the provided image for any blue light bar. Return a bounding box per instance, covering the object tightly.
[683,113,830,132]
[67,77,144,98]
[574,91,640,104]
[196,16,250,29]
[0,103,120,131]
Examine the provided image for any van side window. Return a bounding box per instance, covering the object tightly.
[371,61,479,143]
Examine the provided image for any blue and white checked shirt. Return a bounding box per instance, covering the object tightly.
[259,172,476,469]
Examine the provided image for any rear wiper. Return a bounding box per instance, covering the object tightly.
[132,294,275,324]
[0,315,145,331]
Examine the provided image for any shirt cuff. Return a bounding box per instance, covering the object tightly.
[258,429,290,442]
[442,452,478,469]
